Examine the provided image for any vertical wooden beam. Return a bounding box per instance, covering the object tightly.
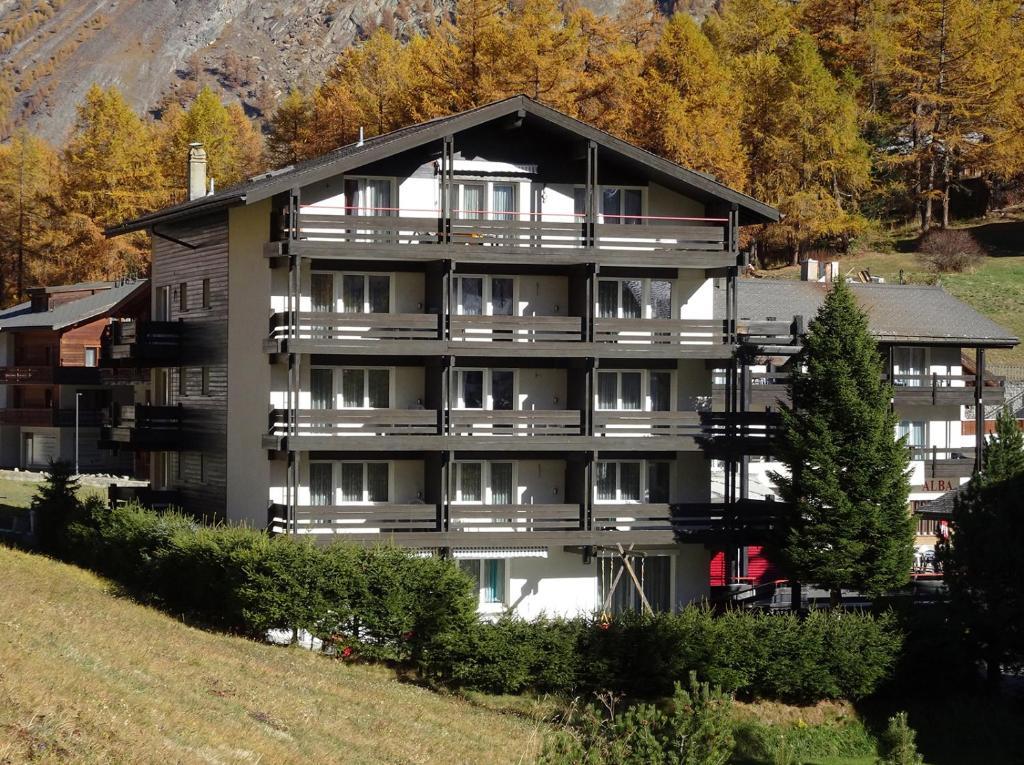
[975,346,985,474]
[586,141,598,248]
[441,135,454,243]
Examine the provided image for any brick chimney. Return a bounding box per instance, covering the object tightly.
[188,143,208,201]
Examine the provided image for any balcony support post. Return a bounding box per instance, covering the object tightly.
[975,346,985,474]
[440,135,454,243]
[586,141,598,248]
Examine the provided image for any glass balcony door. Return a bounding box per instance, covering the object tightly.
[309,272,391,314]
[597,278,673,320]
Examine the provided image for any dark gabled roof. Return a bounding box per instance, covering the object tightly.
[731,280,1018,347]
[0,280,148,332]
[915,486,967,516]
[107,95,779,236]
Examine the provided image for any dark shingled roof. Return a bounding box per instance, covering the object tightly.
[0,280,147,332]
[915,485,966,516]
[732,280,1018,347]
[107,95,779,235]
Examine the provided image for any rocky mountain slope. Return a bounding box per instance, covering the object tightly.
[0,0,710,144]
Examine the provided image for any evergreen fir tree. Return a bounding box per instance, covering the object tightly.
[943,406,1024,686]
[31,460,82,554]
[769,280,914,605]
[876,712,924,765]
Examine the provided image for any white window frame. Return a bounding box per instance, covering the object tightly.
[594,459,672,504]
[309,270,396,314]
[343,175,397,215]
[455,368,517,410]
[454,274,519,317]
[594,369,674,412]
[574,185,646,223]
[451,179,521,221]
[595,277,674,320]
[897,420,928,459]
[460,558,509,608]
[451,461,518,505]
[312,461,393,505]
[893,346,928,388]
[324,366,395,410]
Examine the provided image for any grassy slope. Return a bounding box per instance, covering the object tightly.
[0,547,543,764]
[759,219,1024,368]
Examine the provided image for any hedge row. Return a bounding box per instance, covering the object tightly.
[65,500,476,662]
[62,499,902,703]
[421,608,903,703]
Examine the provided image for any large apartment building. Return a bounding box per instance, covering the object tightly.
[105,96,785,616]
[105,96,1016,616]
[0,280,149,472]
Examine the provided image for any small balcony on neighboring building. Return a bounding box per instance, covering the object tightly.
[0,366,102,385]
[102,404,183,450]
[908,446,976,480]
[0,407,105,427]
[102,320,182,366]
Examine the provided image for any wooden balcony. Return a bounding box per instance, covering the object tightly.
[273,211,735,269]
[268,498,783,545]
[104,320,182,365]
[268,312,730,359]
[102,404,182,450]
[108,485,182,510]
[910,446,976,479]
[449,410,582,436]
[0,407,104,427]
[0,366,102,385]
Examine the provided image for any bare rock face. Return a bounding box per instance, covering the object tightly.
[0,0,447,143]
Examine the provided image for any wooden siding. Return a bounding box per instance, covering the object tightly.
[151,213,229,520]
[60,318,105,367]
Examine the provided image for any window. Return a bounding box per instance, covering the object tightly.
[897,420,927,458]
[459,559,506,605]
[601,187,643,224]
[309,272,391,313]
[893,347,927,387]
[595,460,670,503]
[596,278,672,319]
[179,282,189,313]
[456,369,515,410]
[178,367,187,397]
[596,370,671,411]
[201,367,211,396]
[84,347,98,367]
[310,462,333,506]
[343,177,393,215]
[452,462,515,504]
[311,273,334,313]
[455,275,515,316]
[452,181,519,220]
[338,462,390,503]
[600,555,671,614]
[202,278,211,309]
[339,368,390,408]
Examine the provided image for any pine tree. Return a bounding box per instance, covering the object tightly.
[943,406,1024,686]
[31,460,82,554]
[876,712,924,765]
[266,89,313,166]
[630,14,748,189]
[769,280,914,605]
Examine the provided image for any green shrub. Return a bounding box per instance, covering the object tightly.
[877,712,923,765]
[32,461,83,554]
[733,716,877,764]
[539,673,735,765]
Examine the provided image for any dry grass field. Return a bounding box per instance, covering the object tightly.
[0,546,544,764]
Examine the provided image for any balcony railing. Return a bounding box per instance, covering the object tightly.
[0,366,102,385]
[593,318,726,348]
[269,503,441,535]
[449,410,582,436]
[449,503,582,533]
[0,407,104,427]
[450,315,583,343]
[593,411,701,437]
[270,312,440,345]
[103,404,183,449]
[104,320,182,365]
[269,409,440,438]
[288,209,731,259]
[909,446,976,478]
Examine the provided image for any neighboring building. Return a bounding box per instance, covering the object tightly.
[104,95,782,617]
[0,280,149,473]
[709,277,1018,587]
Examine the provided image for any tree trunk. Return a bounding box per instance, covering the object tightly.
[942,152,952,228]
[923,156,936,232]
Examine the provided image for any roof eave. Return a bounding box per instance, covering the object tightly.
[105,194,244,237]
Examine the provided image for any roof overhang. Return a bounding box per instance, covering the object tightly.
[107,95,779,236]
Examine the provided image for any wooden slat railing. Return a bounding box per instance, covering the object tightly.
[448,503,582,531]
[593,410,702,437]
[449,409,582,436]
[270,408,440,437]
[450,314,583,343]
[271,311,441,342]
[593,318,725,347]
[594,221,726,252]
[269,503,440,534]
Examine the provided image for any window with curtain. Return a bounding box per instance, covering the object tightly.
[490,277,514,316]
[893,347,927,387]
[647,462,670,503]
[597,281,619,318]
[458,277,483,315]
[601,187,642,224]
[491,371,514,411]
[338,274,391,314]
[596,461,616,501]
[601,555,670,614]
[342,275,364,314]
[621,280,643,318]
[309,463,333,506]
[492,184,516,221]
[342,369,364,408]
[898,421,927,458]
[311,273,333,313]
[459,371,484,409]
[311,368,334,410]
[619,462,641,501]
[366,463,389,502]
[368,276,390,313]
[597,372,617,410]
[597,278,672,319]
[341,463,363,502]
[482,559,505,603]
[345,177,392,215]
[341,369,390,408]
[596,371,647,410]
[650,280,672,319]
[490,463,514,505]
[457,462,483,502]
[367,369,389,408]
[595,461,643,502]
[649,372,671,411]
[457,184,484,219]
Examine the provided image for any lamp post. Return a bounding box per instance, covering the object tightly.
[75,392,81,476]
